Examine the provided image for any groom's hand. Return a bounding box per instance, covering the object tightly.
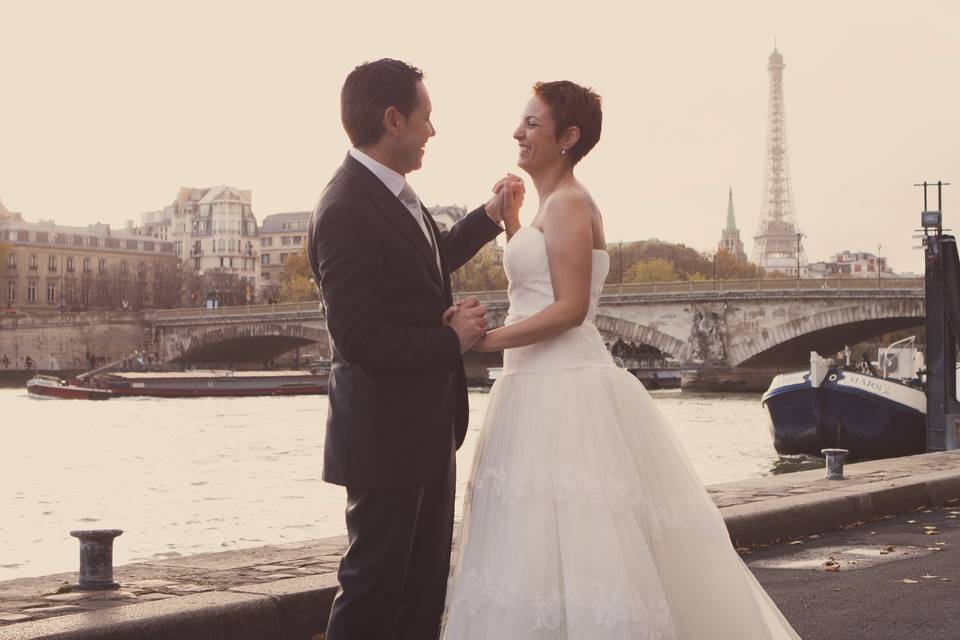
[443,296,488,353]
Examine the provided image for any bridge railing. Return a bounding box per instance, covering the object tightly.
[153,301,322,321]
[454,277,924,302]
[152,277,924,319]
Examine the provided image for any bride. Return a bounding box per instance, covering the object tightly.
[441,81,801,639]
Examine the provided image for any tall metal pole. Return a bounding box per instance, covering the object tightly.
[796,232,804,280]
[618,240,623,302]
[877,243,882,286]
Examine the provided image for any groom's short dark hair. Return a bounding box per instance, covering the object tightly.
[341,59,424,148]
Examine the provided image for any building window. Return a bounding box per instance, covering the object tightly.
[28,255,38,270]
[120,261,129,274]
[282,236,291,246]
[83,258,91,273]
[98,259,106,273]
[218,239,225,252]
[229,239,235,252]
[261,237,273,247]
[293,236,303,245]
[280,253,287,264]
[48,255,57,271]
[6,280,14,302]
[6,253,14,269]
[81,288,89,306]
[138,262,147,275]
[66,257,75,272]
[47,282,56,304]
[27,281,37,302]
[261,254,270,265]
[174,241,182,256]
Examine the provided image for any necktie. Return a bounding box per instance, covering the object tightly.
[399,182,442,275]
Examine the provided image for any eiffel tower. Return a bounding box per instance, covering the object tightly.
[753,46,805,275]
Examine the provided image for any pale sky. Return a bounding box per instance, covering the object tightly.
[1,0,957,274]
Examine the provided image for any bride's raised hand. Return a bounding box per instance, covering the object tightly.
[491,174,524,237]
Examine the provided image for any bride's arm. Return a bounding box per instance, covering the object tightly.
[474,190,594,352]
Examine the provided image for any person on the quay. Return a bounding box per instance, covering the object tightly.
[307,58,520,640]
[440,81,801,639]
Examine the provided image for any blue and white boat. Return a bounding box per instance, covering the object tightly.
[762,338,927,459]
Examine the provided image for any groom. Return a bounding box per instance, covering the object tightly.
[307,59,511,639]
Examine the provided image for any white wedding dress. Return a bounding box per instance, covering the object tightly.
[441,226,801,639]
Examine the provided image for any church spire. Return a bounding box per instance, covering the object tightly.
[726,187,737,232]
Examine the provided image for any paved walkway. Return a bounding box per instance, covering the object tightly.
[2,450,960,639]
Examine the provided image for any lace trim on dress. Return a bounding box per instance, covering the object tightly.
[464,467,686,540]
[450,570,678,637]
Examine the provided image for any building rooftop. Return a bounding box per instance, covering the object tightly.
[260,211,311,234]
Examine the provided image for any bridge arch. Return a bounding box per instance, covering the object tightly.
[166,322,328,363]
[732,299,924,367]
[594,314,689,360]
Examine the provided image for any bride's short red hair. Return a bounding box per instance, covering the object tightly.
[533,80,602,165]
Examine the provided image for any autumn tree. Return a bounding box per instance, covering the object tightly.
[624,258,678,283]
[451,243,507,292]
[279,250,319,302]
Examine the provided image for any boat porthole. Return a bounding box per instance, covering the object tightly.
[828,374,838,381]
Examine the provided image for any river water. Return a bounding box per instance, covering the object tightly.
[0,387,809,580]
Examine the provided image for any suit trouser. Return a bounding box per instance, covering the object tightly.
[325,448,456,640]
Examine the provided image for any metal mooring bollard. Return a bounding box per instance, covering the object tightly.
[69,529,123,590]
[821,448,849,480]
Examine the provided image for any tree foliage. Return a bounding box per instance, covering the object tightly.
[279,250,319,302]
[451,243,507,292]
[607,240,764,284]
[624,258,678,283]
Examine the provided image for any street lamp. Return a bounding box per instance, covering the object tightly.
[51,232,64,311]
[796,232,805,280]
[618,240,624,301]
[877,243,882,287]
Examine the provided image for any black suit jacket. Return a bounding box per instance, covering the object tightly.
[308,153,502,488]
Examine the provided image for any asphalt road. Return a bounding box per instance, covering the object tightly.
[749,501,960,640]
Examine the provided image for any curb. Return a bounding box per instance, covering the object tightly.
[721,468,960,547]
[0,575,338,640]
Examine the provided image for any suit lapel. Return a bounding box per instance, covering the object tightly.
[341,154,444,291]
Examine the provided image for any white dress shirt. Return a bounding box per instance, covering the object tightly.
[348,148,435,247]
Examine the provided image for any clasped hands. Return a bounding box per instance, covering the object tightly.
[484,174,525,233]
[442,296,488,353]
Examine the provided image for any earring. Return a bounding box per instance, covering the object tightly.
[560,149,566,155]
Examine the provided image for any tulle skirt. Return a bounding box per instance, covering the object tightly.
[441,365,801,639]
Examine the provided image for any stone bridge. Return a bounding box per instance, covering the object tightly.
[0,279,924,371]
[148,302,328,363]
[148,277,924,369]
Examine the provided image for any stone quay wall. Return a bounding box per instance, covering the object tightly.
[0,312,151,371]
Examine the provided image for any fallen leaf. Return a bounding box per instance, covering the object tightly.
[926,531,941,536]
[924,526,938,530]
[907,520,918,524]
[808,534,821,539]
[921,574,938,579]
[901,579,919,584]
[790,540,804,545]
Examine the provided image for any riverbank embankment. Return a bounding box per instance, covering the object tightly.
[3,449,960,639]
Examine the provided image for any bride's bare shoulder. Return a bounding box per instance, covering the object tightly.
[542,187,594,226]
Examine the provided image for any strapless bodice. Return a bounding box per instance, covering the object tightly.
[501,227,616,375]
